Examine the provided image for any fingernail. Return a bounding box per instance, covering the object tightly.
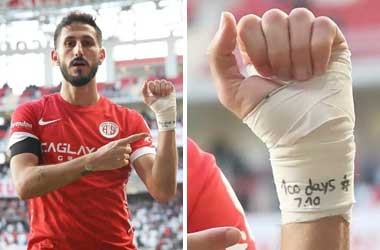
[240,231,247,240]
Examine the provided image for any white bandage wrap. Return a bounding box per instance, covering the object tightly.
[243,49,355,224]
[150,92,177,131]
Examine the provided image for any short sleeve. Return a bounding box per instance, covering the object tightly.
[8,103,40,150]
[128,110,156,163]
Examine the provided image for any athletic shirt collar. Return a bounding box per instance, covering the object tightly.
[56,93,106,112]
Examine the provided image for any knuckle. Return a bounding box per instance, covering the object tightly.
[262,8,288,23]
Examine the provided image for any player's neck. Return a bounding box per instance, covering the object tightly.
[60,79,100,106]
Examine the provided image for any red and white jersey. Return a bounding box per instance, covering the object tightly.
[9,93,155,250]
[187,138,256,250]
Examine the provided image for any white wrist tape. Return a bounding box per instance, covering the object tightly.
[243,49,355,224]
[150,92,177,131]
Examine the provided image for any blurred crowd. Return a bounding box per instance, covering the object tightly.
[130,193,183,250]
[0,199,28,247]
[0,165,8,180]
[0,192,183,249]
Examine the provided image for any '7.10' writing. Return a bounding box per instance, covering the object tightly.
[281,176,351,208]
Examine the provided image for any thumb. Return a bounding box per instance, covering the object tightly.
[207,12,245,114]
[208,12,238,57]
[142,80,151,97]
[116,133,149,145]
[188,227,242,250]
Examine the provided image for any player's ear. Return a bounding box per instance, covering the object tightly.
[51,50,59,66]
[98,48,105,65]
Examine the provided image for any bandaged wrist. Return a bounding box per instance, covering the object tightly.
[243,49,355,224]
[150,92,177,131]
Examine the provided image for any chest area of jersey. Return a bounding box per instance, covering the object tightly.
[38,112,125,161]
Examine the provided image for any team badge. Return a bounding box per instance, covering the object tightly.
[99,121,119,138]
[144,136,153,144]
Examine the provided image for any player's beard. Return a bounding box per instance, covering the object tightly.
[60,59,98,87]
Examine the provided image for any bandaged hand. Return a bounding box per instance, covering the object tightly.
[208,8,355,224]
[142,79,177,131]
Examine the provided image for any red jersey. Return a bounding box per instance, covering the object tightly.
[9,93,155,250]
[187,138,256,250]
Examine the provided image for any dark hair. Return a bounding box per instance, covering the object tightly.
[54,11,102,49]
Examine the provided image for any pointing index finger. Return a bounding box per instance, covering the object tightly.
[116,133,149,145]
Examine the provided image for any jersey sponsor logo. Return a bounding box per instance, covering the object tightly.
[38,118,62,126]
[11,121,32,129]
[41,142,96,155]
[99,121,119,138]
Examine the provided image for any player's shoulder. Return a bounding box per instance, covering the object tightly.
[11,94,60,131]
[187,137,200,159]
[15,94,54,113]
[187,137,216,172]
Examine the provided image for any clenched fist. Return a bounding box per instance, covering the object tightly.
[208,8,348,118]
[142,79,175,106]
[142,79,177,131]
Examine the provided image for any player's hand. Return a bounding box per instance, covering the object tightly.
[142,79,177,131]
[86,133,149,171]
[188,227,244,250]
[142,79,175,106]
[208,8,348,118]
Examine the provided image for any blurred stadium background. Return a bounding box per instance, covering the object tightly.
[0,0,183,249]
[188,0,380,249]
